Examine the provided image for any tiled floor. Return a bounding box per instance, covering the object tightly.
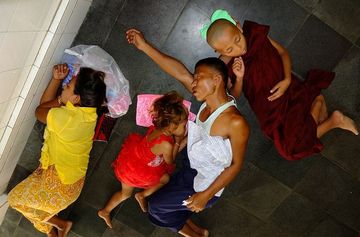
[2,0,360,236]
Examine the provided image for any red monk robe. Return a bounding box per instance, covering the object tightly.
[228,21,334,160]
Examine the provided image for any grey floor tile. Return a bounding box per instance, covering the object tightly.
[90,0,127,18]
[323,46,360,121]
[250,222,296,237]
[3,207,22,225]
[308,216,358,237]
[293,0,317,12]
[269,193,326,236]
[252,146,318,188]
[288,15,352,78]
[321,133,360,180]
[114,198,155,236]
[223,162,291,220]
[68,231,83,237]
[194,199,264,236]
[18,217,45,237]
[148,227,179,237]
[116,0,188,49]
[69,202,107,237]
[161,2,217,71]
[13,226,41,237]
[72,7,119,47]
[311,0,360,43]
[0,219,17,237]
[295,157,357,209]
[328,183,360,232]
[243,0,309,46]
[6,165,31,193]
[101,220,144,237]
[86,141,108,177]
[356,38,360,47]
[190,0,253,22]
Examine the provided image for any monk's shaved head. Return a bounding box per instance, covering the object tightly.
[207,19,238,46]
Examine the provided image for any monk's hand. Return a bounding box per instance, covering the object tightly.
[186,192,210,213]
[126,29,147,51]
[268,78,291,101]
[232,57,245,79]
[53,64,69,80]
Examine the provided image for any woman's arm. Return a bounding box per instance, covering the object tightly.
[126,29,194,92]
[35,64,68,124]
[186,116,249,212]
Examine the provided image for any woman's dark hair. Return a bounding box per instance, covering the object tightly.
[151,91,189,129]
[195,57,228,88]
[74,67,107,111]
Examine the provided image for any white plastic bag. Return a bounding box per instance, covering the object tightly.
[62,45,131,118]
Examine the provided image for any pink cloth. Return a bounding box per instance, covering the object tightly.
[136,94,196,127]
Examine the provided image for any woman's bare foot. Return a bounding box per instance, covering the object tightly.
[331,110,359,135]
[47,228,58,237]
[135,192,148,212]
[98,209,113,228]
[58,221,72,237]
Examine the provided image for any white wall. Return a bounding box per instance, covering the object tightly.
[0,0,92,223]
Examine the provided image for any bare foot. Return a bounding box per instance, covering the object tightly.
[318,95,328,123]
[47,228,58,237]
[135,193,148,212]
[58,221,72,237]
[98,209,113,228]
[332,111,359,135]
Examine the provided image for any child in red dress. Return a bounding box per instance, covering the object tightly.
[98,91,188,228]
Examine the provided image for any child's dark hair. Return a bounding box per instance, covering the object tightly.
[74,67,107,112]
[151,91,188,129]
[195,57,228,88]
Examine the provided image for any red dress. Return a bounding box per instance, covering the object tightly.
[112,126,175,188]
[228,21,335,160]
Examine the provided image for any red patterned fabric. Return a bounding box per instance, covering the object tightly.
[112,126,175,188]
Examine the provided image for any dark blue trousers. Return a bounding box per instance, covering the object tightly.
[148,148,218,232]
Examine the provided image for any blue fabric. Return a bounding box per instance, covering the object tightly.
[148,148,219,232]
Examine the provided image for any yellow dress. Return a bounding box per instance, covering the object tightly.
[8,102,97,233]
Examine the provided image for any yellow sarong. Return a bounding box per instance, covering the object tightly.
[8,166,84,233]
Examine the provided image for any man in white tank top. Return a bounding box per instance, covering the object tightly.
[126,29,249,237]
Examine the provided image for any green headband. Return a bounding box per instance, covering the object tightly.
[200,9,237,40]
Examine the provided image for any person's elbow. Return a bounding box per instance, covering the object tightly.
[35,106,47,124]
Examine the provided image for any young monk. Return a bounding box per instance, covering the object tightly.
[202,10,358,160]
[126,29,249,237]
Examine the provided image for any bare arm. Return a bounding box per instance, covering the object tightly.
[35,64,68,124]
[186,116,249,212]
[126,29,194,92]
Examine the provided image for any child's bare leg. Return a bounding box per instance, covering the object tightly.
[45,216,72,237]
[311,95,328,125]
[98,183,133,228]
[47,228,57,237]
[317,110,359,137]
[135,174,170,212]
[186,219,209,237]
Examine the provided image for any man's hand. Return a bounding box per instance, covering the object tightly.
[268,78,291,101]
[186,192,211,213]
[126,29,147,51]
[52,64,69,80]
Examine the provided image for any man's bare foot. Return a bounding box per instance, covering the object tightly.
[186,219,209,237]
[98,209,112,228]
[58,221,72,237]
[135,193,148,212]
[47,228,58,237]
[332,110,359,135]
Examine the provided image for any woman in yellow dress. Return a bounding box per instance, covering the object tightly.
[8,64,106,237]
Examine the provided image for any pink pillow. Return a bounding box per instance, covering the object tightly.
[136,94,196,127]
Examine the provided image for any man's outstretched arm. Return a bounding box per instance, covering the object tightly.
[126,29,194,92]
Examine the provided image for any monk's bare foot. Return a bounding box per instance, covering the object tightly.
[58,221,72,237]
[47,228,58,237]
[98,209,113,228]
[332,110,359,135]
[135,193,148,212]
[318,95,328,123]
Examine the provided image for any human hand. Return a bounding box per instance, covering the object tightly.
[268,78,291,101]
[232,57,245,79]
[126,29,147,51]
[185,192,211,213]
[53,64,69,80]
